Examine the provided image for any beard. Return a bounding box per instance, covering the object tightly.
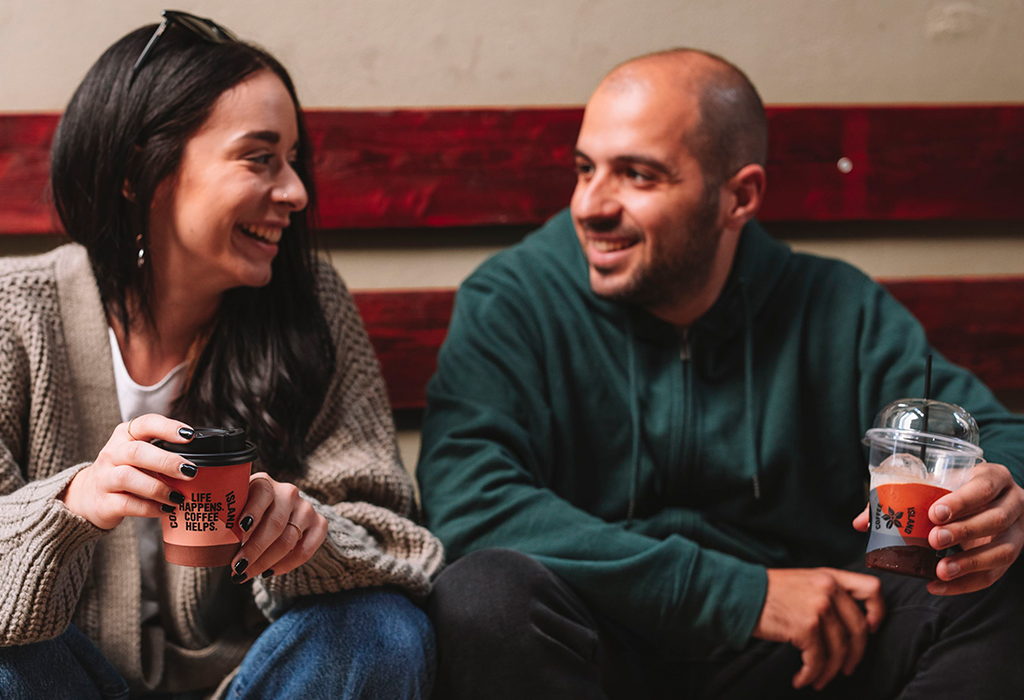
[599,185,723,310]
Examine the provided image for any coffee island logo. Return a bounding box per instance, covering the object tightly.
[873,501,917,536]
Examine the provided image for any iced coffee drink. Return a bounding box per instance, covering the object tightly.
[864,399,982,579]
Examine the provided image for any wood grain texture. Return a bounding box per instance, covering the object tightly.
[2,105,1022,234]
[0,114,60,235]
[354,277,1024,410]
[351,288,455,409]
[884,277,1024,393]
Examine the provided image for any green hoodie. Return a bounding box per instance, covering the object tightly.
[417,209,1024,653]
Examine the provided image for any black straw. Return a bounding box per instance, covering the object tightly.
[921,355,933,463]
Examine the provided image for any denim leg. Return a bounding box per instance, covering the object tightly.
[227,588,435,700]
[0,624,130,700]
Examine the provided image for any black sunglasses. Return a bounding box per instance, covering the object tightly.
[129,10,239,86]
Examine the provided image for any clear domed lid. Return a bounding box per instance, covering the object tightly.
[863,398,982,456]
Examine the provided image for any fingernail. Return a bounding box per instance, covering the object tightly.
[179,463,197,478]
[178,427,195,440]
[169,491,185,505]
[240,515,254,532]
[160,504,176,514]
[946,561,960,578]
[233,558,248,574]
[231,573,247,584]
[935,504,951,523]
[261,569,274,579]
[935,528,953,547]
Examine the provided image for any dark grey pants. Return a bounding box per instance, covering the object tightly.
[428,548,1024,700]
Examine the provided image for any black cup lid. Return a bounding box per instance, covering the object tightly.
[153,427,258,466]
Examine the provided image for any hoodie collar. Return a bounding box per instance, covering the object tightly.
[693,219,791,339]
[614,219,792,341]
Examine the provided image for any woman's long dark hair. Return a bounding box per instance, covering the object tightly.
[50,24,335,476]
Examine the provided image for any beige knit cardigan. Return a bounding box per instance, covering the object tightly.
[0,244,444,697]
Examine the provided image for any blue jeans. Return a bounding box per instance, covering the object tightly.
[0,588,434,700]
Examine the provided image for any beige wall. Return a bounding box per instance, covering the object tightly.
[2,0,1023,109]
[2,0,1023,468]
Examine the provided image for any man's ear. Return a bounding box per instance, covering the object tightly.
[724,164,766,228]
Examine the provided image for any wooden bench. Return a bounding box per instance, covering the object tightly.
[3,106,1023,409]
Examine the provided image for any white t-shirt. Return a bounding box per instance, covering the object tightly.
[108,328,187,627]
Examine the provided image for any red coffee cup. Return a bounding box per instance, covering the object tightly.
[153,427,257,567]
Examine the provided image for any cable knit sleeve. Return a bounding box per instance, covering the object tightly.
[252,262,444,619]
[0,324,104,646]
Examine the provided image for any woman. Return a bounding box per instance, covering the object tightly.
[0,12,443,699]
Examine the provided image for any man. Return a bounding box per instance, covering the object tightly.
[417,49,1024,698]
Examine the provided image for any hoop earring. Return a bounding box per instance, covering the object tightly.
[136,234,146,269]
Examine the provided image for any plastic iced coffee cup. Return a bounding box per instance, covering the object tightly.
[863,399,982,579]
[153,427,257,567]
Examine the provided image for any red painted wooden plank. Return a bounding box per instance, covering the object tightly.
[3,106,1022,234]
[305,110,582,229]
[0,114,61,235]
[351,289,455,410]
[354,278,1024,410]
[884,277,1024,393]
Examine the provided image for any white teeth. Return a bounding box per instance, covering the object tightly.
[240,225,283,244]
[592,239,636,252]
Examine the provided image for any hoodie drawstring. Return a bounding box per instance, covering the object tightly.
[626,315,641,522]
[738,277,762,499]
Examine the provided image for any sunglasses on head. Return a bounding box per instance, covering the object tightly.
[130,10,239,86]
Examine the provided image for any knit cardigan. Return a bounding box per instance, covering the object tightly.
[0,244,444,697]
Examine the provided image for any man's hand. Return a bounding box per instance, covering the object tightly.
[852,462,1024,595]
[752,568,885,691]
[925,462,1024,595]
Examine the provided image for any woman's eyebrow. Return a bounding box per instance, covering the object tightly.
[236,129,280,144]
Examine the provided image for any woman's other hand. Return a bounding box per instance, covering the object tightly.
[228,474,328,582]
[61,414,197,530]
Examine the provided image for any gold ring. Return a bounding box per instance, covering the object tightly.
[286,522,304,539]
[126,417,138,440]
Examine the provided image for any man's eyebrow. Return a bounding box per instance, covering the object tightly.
[574,148,675,177]
[612,154,674,177]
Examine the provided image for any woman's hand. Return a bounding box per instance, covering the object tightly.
[229,474,328,582]
[61,414,197,530]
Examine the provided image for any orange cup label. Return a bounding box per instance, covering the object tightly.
[867,482,951,551]
[161,462,251,548]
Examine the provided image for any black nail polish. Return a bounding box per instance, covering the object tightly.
[161,504,176,514]
[240,515,254,532]
[261,569,274,579]
[179,463,198,478]
[169,491,185,505]
[233,558,248,575]
[178,427,195,440]
[231,572,247,584]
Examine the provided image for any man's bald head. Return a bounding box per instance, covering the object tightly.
[597,49,768,186]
